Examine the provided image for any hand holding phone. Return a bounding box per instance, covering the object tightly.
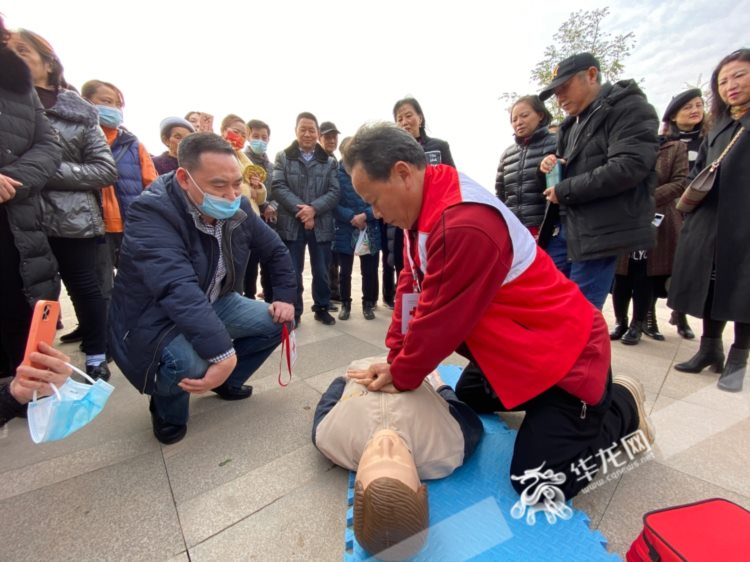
[22,300,61,369]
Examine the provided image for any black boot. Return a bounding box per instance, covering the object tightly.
[610,317,628,341]
[621,321,642,345]
[642,306,665,341]
[363,301,375,321]
[338,302,351,321]
[717,346,748,392]
[669,310,695,340]
[674,337,725,373]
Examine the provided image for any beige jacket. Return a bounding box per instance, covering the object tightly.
[314,359,466,480]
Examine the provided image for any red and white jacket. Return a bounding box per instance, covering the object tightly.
[387,165,609,408]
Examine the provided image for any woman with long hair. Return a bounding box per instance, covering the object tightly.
[9,29,117,381]
[668,48,750,392]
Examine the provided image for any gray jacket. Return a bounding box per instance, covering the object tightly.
[271,141,339,242]
[42,90,117,238]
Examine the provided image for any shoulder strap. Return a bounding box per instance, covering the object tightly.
[711,126,746,170]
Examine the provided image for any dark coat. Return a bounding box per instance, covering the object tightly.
[0,48,61,304]
[540,80,659,261]
[332,167,381,255]
[668,113,750,322]
[41,89,117,238]
[109,173,297,394]
[496,126,557,228]
[616,140,688,277]
[271,141,340,242]
[419,135,455,167]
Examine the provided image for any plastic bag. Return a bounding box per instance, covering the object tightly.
[354,229,371,256]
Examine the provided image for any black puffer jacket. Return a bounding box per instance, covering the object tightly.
[540,80,658,261]
[0,48,61,304]
[496,126,556,228]
[41,89,117,238]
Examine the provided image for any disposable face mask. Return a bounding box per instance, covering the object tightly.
[249,139,268,155]
[185,170,241,220]
[27,364,114,444]
[96,105,123,128]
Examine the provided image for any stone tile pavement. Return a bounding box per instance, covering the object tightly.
[2,269,748,561]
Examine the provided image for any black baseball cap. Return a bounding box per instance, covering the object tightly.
[320,121,341,135]
[539,52,601,101]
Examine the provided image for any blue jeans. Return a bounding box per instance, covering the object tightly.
[152,292,282,425]
[285,230,332,316]
[545,223,617,310]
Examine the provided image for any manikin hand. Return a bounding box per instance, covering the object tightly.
[178,353,237,394]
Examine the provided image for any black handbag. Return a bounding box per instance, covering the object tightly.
[676,126,746,213]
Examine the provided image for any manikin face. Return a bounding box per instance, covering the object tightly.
[355,429,421,492]
[511,101,544,139]
[395,104,422,139]
[175,152,242,216]
[8,35,52,88]
[351,161,422,230]
[553,69,600,117]
[296,118,319,151]
[718,60,750,108]
[672,97,704,131]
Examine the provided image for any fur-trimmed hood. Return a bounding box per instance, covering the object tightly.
[0,47,33,94]
[284,140,330,163]
[45,89,99,127]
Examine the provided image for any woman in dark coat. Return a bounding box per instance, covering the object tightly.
[381,97,455,308]
[496,95,556,237]
[9,29,117,382]
[333,137,381,321]
[661,88,707,340]
[668,48,750,392]
[0,17,61,377]
[609,140,688,344]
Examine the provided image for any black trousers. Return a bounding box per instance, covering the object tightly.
[455,362,637,500]
[338,252,379,304]
[49,236,107,355]
[329,251,340,300]
[0,208,33,376]
[612,257,652,323]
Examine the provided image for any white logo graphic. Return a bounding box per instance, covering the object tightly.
[510,462,573,525]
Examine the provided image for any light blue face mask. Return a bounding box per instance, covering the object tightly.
[27,364,114,444]
[96,105,123,128]
[249,139,268,155]
[185,170,241,220]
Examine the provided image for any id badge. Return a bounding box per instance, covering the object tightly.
[401,292,420,334]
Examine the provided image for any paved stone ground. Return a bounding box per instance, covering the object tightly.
[2,264,748,561]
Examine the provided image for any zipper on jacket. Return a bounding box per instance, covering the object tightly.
[143,325,176,393]
[580,401,587,420]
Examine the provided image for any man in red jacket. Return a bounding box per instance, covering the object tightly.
[344,123,654,501]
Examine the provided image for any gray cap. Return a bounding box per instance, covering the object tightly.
[160,116,195,139]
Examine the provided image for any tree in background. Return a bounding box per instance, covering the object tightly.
[500,7,636,123]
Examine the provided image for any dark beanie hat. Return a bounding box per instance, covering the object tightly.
[662,88,703,122]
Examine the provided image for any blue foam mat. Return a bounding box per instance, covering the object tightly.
[343,365,619,562]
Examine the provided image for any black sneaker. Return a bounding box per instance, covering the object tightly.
[60,326,83,343]
[86,362,111,382]
[314,309,336,325]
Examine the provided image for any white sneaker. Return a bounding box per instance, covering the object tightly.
[613,374,655,446]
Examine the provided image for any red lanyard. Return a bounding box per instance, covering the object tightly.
[277,323,294,387]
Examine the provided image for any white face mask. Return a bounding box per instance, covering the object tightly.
[27,363,114,444]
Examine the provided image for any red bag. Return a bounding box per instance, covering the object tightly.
[627,498,750,561]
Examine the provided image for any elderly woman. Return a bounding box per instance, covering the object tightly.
[9,28,117,382]
[152,116,195,175]
[0,17,60,378]
[668,48,750,392]
[495,95,557,237]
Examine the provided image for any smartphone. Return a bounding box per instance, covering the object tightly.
[22,300,60,368]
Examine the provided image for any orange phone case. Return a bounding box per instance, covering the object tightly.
[22,300,60,368]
